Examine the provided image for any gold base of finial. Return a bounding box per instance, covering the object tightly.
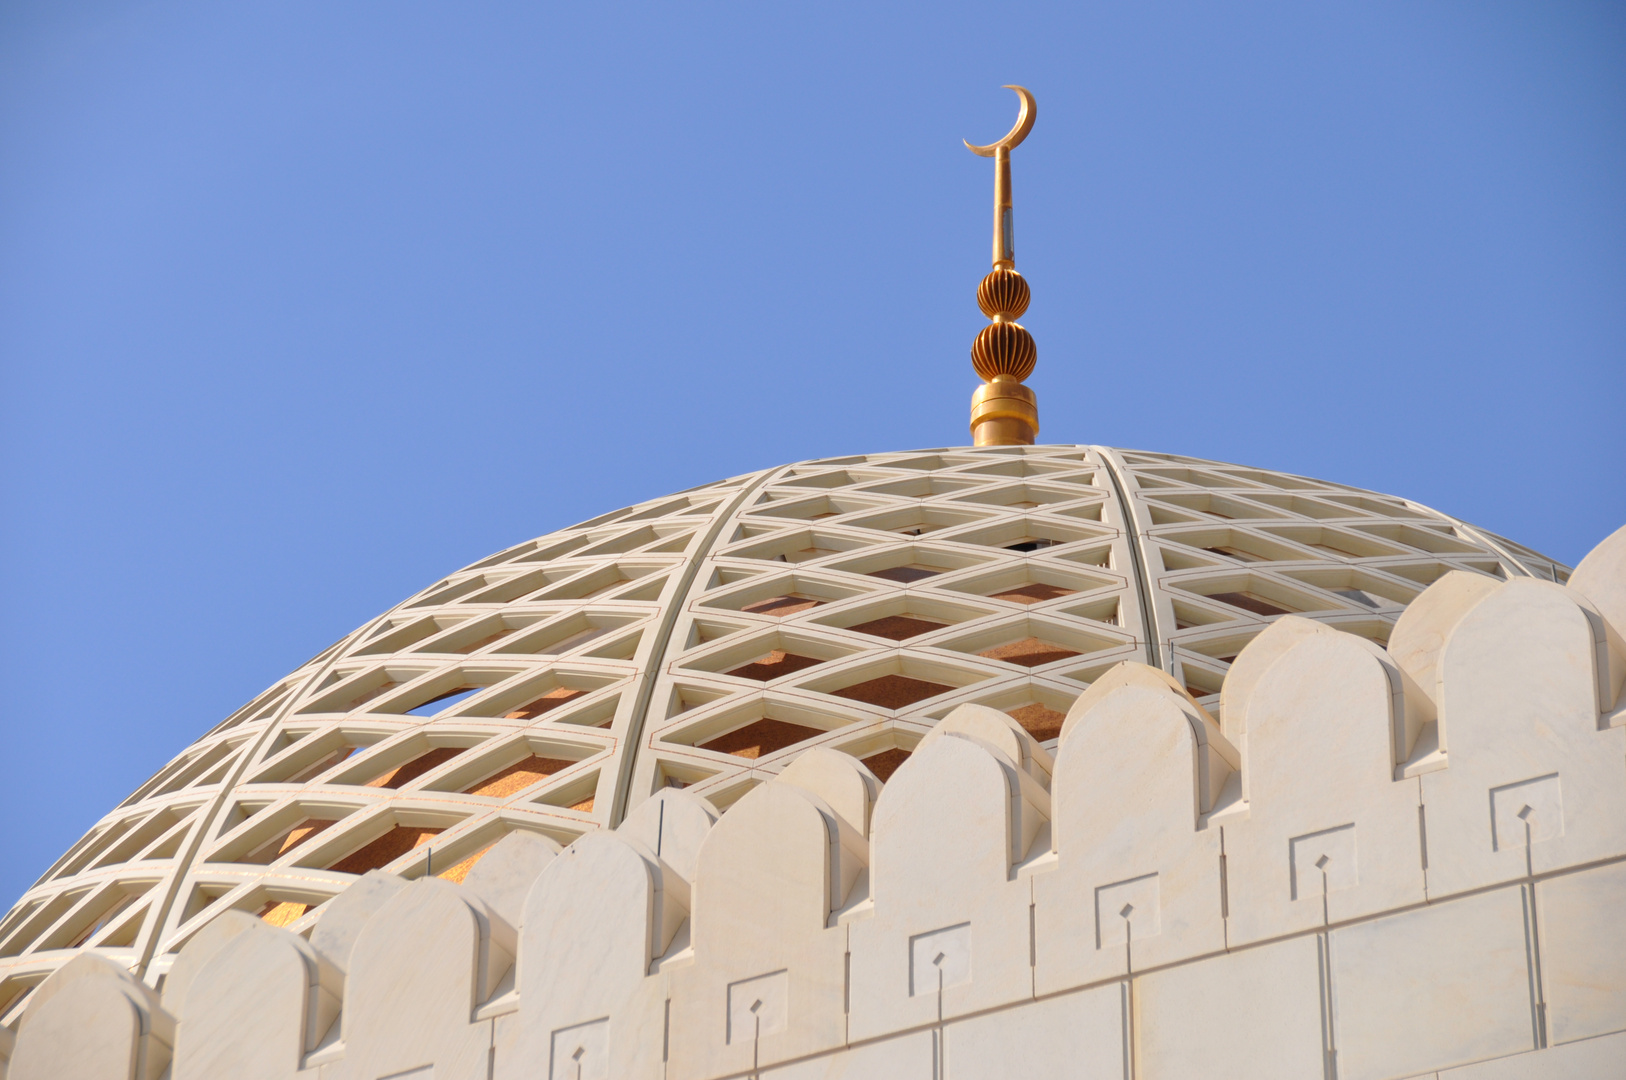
[965,88,1041,449]
[971,376,1038,446]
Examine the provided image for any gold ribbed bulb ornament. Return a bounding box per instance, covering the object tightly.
[964,86,1040,447]
[977,265,1031,320]
[971,268,1037,382]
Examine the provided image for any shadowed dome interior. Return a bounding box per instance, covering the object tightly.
[0,444,1569,1018]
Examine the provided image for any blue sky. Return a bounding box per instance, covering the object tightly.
[1,2,1622,905]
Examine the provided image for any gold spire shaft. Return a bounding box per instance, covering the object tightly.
[965,86,1039,446]
[993,147,1013,269]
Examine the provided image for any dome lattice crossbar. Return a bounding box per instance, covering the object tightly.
[0,446,1567,1016]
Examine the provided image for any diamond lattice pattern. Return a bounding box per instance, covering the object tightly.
[0,447,1568,1016]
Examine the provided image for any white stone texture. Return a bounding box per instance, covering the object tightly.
[668,779,858,1078]
[944,983,1127,1079]
[4,447,1558,1008]
[1218,614,1331,741]
[762,1029,936,1079]
[1569,521,1626,714]
[459,830,560,930]
[1035,678,1225,994]
[329,878,512,1080]
[1224,620,1428,946]
[919,702,1054,789]
[1420,579,1626,895]
[501,830,679,1080]
[847,732,1044,1041]
[1536,860,1626,1046]
[546,1017,607,1080]
[1437,1029,1626,1079]
[776,747,882,837]
[1134,933,1327,1080]
[616,788,720,884]
[9,954,174,1080]
[1061,661,1236,809]
[171,919,339,1080]
[160,907,259,1017]
[309,870,408,977]
[0,448,1611,1080]
[1387,569,1501,732]
[1330,885,1537,1080]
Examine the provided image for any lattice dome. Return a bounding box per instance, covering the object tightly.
[0,444,1570,1017]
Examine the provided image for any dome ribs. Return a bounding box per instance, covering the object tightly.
[39,589,1575,1080]
[0,444,1571,1018]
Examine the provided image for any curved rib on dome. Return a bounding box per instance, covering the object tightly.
[0,445,1568,1015]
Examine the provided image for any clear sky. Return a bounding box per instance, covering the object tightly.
[1,2,1622,905]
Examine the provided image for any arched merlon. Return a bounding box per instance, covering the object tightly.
[10,524,1626,1080]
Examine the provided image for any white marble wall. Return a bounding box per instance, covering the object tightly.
[5,525,1624,1080]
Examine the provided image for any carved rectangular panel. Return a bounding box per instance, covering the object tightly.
[726,969,788,1045]
[1491,773,1564,852]
[1095,872,1160,948]
[1289,823,1357,900]
[909,922,972,997]
[549,1017,608,1080]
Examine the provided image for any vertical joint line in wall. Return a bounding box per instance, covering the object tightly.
[1218,826,1230,949]
[608,465,784,826]
[1523,821,1549,1049]
[1317,931,1339,1080]
[662,996,671,1064]
[1319,856,1333,929]
[843,939,851,1018]
[1027,894,1039,999]
[933,962,947,1080]
[1416,785,1430,899]
[1028,898,1037,973]
[1124,976,1139,1080]
[1095,447,1163,672]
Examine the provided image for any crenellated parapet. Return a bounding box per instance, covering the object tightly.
[7,524,1625,1080]
[8,445,1571,1013]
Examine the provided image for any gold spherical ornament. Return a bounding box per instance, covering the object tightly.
[977,267,1030,320]
[965,86,1041,445]
[971,320,1037,382]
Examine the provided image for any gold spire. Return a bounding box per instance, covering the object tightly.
[965,85,1039,447]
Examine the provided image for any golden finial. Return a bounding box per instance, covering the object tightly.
[965,85,1039,447]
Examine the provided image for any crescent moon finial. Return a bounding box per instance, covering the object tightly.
[964,85,1037,157]
[965,85,1040,447]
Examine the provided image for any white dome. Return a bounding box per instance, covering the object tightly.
[0,444,1568,1008]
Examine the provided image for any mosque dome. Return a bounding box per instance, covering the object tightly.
[0,442,1569,1014]
[10,76,1625,1080]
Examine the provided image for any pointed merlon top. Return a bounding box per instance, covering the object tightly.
[965,86,1040,447]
